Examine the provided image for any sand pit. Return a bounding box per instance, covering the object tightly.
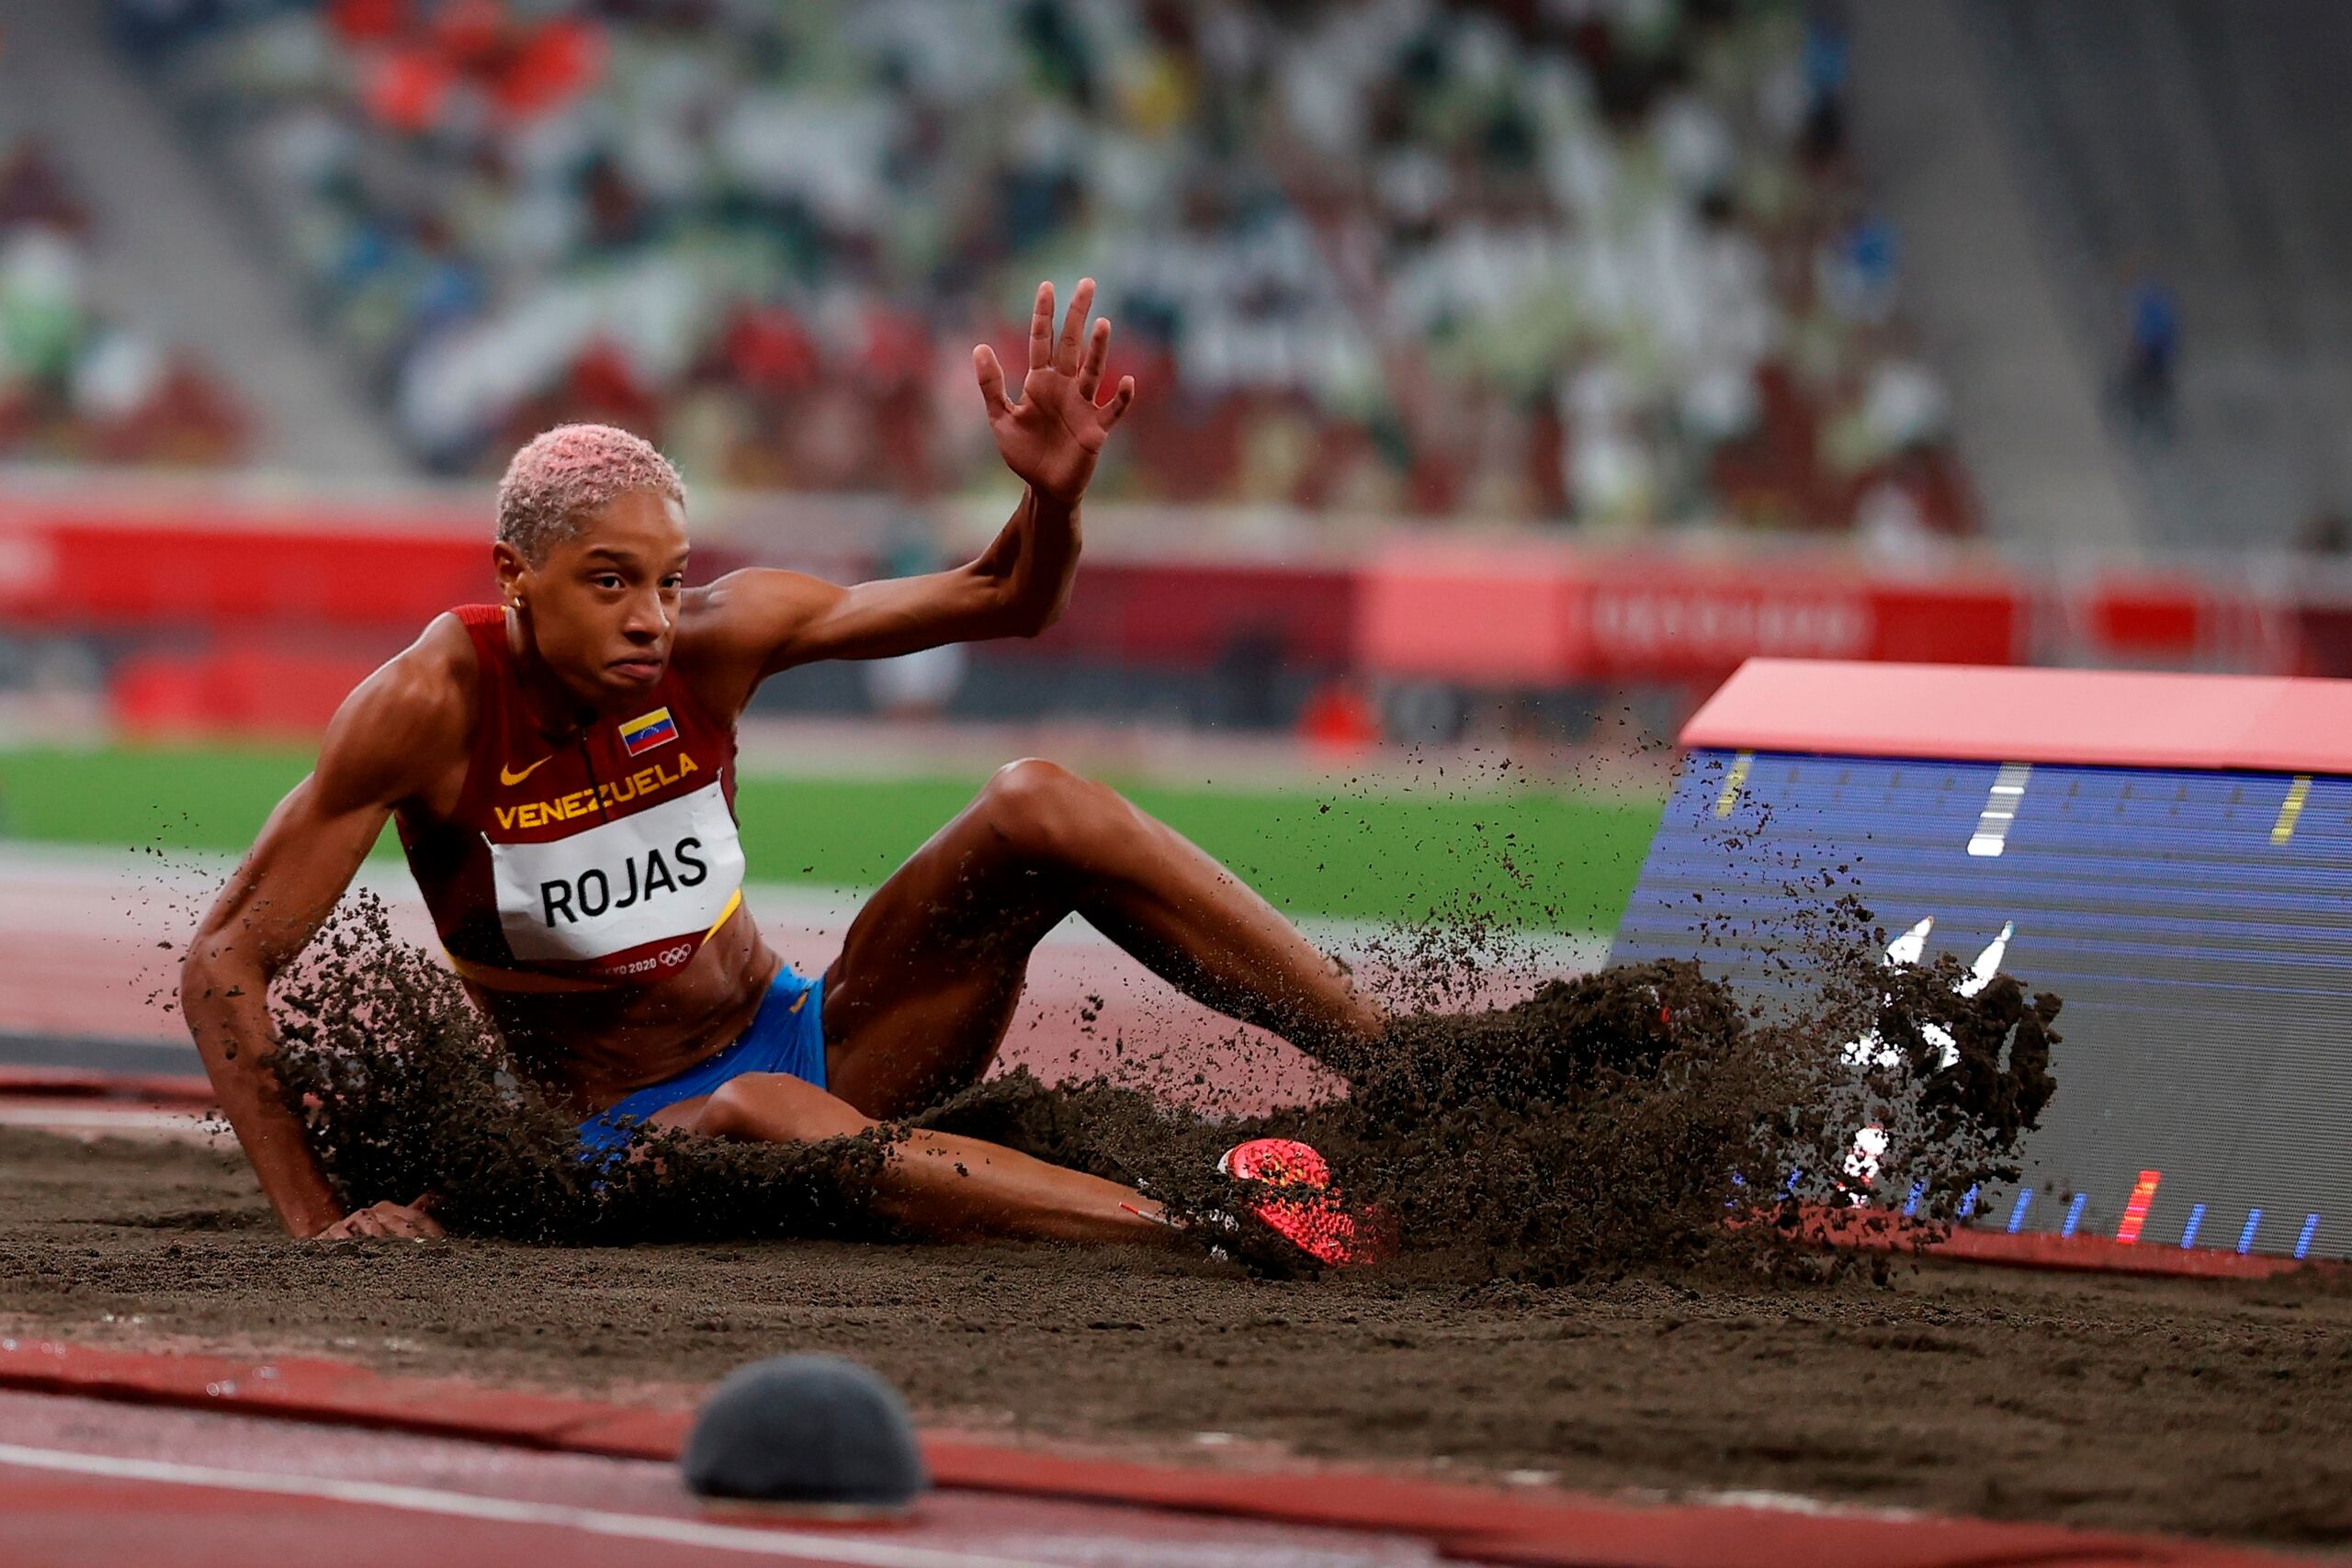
[5,1125,2348,1550]
[26,854,2348,1554]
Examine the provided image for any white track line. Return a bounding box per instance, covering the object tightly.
[0,1107,218,1139]
[0,1442,1046,1568]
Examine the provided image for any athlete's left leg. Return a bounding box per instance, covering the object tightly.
[820,758,1385,1119]
[649,1073,1171,1245]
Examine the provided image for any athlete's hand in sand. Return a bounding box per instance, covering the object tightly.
[314,1199,443,1242]
[973,278,1136,504]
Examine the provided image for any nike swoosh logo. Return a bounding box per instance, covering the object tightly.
[499,756,553,788]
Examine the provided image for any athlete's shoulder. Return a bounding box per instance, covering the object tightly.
[670,570,832,714]
[373,611,481,727]
[312,613,478,810]
[676,569,831,642]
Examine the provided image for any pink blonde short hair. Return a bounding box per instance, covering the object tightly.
[495,423,685,563]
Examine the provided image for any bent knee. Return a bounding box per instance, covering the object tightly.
[696,1074,868,1144]
[978,757,1124,863]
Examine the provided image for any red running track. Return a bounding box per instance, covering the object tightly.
[0,1390,1450,1568]
[0,1340,2301,1568]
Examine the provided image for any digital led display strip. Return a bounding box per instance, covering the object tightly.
[1626,754,2347,1259]
[1618,660,2352,1266]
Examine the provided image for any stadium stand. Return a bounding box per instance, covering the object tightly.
[1974,0,2352,549]
[118,0,1969,533]
[0,121,248,466]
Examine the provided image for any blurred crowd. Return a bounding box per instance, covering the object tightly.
[0,126,248,467]
[118,0,1966,534]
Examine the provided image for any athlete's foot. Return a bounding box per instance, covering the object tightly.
[1216,1137,1389,1269]
[1122,1137,1390,1269]
[1217,1134,1331,1187]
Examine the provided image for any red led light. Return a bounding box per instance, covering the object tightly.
[2114,1169,2162,1244]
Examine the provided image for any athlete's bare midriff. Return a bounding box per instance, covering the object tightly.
[397,608,783,1116]
[468,911,784,1114]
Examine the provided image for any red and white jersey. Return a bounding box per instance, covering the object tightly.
[396,604,745,989]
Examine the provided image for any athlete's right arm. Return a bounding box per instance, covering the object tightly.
[181,643,464,1239]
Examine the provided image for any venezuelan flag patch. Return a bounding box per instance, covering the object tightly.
[618,706,679,757]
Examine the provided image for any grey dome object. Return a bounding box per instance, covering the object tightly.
[681,1354,928,1509]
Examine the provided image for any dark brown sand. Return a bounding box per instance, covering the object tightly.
[82,880,2342,1551]
[254,895,2052,1285]
[5,1125,2348,1550]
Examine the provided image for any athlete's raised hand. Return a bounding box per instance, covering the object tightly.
[973,278,1136,504]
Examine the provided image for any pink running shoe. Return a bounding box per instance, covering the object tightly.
[1217,1136,1333,1188]
[1216,1137,1386,1268]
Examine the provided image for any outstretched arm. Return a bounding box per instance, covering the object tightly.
[182,644,460,1239]
[684,279,1136,708]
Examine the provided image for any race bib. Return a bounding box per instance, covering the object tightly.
[489,781,745,964]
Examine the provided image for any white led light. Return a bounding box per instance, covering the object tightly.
[1966,763,2031,857]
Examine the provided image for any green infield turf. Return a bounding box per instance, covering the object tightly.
[0,745,1661,932]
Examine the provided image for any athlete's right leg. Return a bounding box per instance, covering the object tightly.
[650,1072,1171,1247]
[819,758,1385,1119]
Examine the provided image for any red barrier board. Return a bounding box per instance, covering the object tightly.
[1356,542,1579,682]
[1359,542,2022,682]
[9,493,2339,682]
[1014,559,1359,667]
[1571,558,2021,676]
[0,514,488,628]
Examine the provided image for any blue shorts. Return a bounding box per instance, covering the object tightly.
[577,967,828,1157]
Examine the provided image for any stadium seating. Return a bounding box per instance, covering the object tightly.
[1973,0,2352,549]
[0,125,247,467]
[120,0,1969,532]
